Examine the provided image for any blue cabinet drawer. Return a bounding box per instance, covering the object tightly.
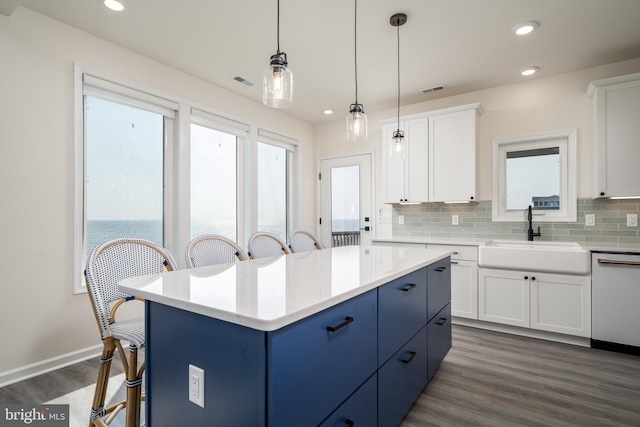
[378,326,428,427]
[427,257,451,322]
[428,302,452,382]
[378,268,427,366]
[319,373,377,427]
[268,290,378,427]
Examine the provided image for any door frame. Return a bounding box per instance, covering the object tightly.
[317,152,374,248]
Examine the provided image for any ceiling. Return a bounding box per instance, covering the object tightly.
[16,0,640,124]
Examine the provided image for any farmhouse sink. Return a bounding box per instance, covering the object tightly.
[478,240,591,275]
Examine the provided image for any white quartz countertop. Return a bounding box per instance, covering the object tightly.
[118,245,451,332]
[373,237,488,246]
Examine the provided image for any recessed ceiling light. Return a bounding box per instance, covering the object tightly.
[512,21,538,36]
[103,0,127,12]
[520,66,540,76]
[323,109,334,115]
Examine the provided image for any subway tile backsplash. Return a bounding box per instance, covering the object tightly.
[391,199,640,246]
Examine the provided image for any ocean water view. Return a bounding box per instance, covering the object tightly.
[86,218,359,255]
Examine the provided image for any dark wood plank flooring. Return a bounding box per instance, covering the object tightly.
[1,326,639,426]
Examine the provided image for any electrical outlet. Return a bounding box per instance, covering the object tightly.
[628,214,638,227]
[399,215,404,225]
[189,364,205,408]
[585,214,595,226]
[452,215,459,225]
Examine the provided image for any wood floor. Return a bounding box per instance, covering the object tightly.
[1,325,639,427]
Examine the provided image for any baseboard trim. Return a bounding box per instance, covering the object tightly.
[0,344,103,388]
[452,317,591,347]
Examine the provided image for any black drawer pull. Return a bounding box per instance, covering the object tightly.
[327,316,354,332]
[451,261,459,265]
[345,420,355,427]
[436,317,448,326]
[401,351,417,364]
[401,283,416,292]
[435,266,447,272]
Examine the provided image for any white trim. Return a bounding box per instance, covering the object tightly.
[0,344,103,388]
[379,102,483,125]
[257,128,298,151]
[587,71,640,97]
[191,108,250,136]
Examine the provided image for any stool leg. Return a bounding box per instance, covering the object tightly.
[89,343,115,427]
[125,346,143,427]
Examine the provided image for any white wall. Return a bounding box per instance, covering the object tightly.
[314,57,640,238]
[0,7,314,378]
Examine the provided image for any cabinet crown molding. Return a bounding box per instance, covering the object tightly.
[587,72,640,97]
[379,102,483,125]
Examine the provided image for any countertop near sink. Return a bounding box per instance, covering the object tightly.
[372,237,487,246]
[373,237,640,254]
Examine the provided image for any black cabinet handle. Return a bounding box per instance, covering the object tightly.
[451,261,459,265]
[401,351,417,364]
[524,275,529,280]
[345,420,355,427]
[531,276,536,281]
[435,266,447,272]
[401,283,416,292]
[436,317,448,326]
[326,316,354,332]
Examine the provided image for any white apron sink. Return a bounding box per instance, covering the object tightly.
[478,240,591,275]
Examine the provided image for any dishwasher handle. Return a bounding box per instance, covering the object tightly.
[597,258,640,267]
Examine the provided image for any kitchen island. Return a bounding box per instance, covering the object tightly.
[119,245,452,427]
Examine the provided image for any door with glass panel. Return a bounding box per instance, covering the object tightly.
[320,154,372,247]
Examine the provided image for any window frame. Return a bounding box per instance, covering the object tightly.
[492,130,577,223]
[73,65,178,294]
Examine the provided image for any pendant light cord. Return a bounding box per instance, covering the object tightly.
[276,0,281,54]
[354,0,358,105]
[396,22,401,129]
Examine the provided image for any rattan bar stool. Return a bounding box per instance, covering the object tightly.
[247,231,291,259]
[289,229,324,253]
[185,234,248,268]
[84,238,177,427]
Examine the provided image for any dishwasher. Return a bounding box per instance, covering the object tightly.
[591,251,640,355]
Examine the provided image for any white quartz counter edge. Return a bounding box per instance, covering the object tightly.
[118,246,452,332]
[373,237,487,246]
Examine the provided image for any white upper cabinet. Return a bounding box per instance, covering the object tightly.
[383,118,429,203]
[382,103,482,204]
[429,108,478,202]
[588,73,640,198]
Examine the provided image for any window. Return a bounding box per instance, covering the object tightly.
[257,130,297,241]
[492,130,576,222]
[75,70,177,293]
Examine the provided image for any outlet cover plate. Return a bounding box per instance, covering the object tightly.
[189,364,205,408]
[627,214,638,227]
[585,214,595,226]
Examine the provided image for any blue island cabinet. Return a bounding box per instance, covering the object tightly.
[144,259,451,427]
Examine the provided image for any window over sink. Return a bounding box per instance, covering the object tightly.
[492,130,577,222]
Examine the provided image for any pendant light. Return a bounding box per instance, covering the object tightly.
[346,0,367,141]
[390,13,407,158]
[263,0,293,108]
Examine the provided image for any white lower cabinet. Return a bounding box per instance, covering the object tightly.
[427,244,478,320]
[479,268,591,337]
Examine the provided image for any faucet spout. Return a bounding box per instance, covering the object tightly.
[527,205,541,241]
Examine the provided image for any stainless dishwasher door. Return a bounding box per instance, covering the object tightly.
[592,252,640,349]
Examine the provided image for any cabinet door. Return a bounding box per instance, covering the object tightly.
[378,268,427,366]
[595,79,640,197]
[378,326,428,427]
[428,109,476,202]
[427,302,452,382]
[405,118,429,202]
[530,272,591,337]
[383,123,407,203]
[268,290,378,427]
[427,257,452,322]
[450,259,478,319]
[319,374,377,427]
[478,268,530,327]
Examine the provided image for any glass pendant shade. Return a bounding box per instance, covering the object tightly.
[390,129,405,158]
[346,104,368,141]
[263,53,293,108]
